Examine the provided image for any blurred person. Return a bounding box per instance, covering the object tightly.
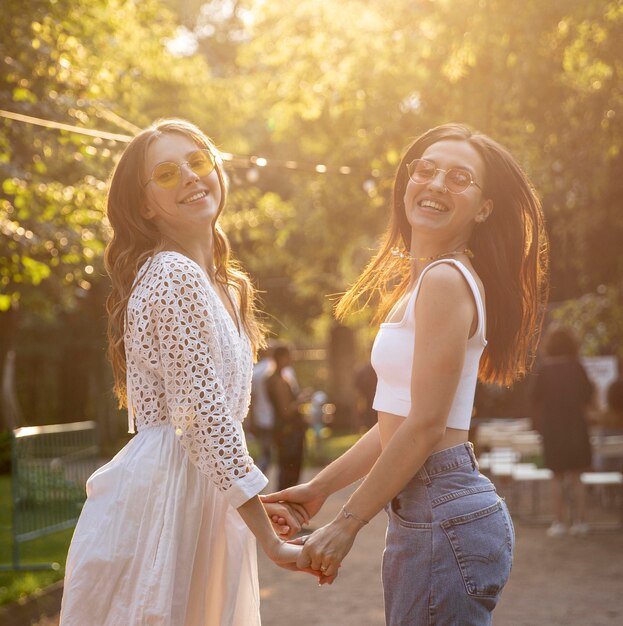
[250,344,302,475]
[309,389,329,437]
[60,119,310,626]
[594,376,623,471]
[264,123,548,620]
[531,326,594,537]
[250,347,276,474]
[266,345,307,490]
[601,376,623,433]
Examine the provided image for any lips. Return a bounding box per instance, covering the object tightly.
[180,190,209,204]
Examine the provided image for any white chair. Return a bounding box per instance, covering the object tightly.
[475,418,532,449]
[591,435,623,472]
[510,431,543,458]
[580,471,623,530]
[479,448,521,509]
[511,465,554,523]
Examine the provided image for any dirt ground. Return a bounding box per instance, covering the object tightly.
[35,468,623,626]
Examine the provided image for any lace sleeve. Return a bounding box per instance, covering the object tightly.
[154,264,267,508]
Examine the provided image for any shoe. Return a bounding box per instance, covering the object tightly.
[546,522,567,537]
[569,523,589,536]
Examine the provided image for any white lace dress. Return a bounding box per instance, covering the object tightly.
[60,252,268,626]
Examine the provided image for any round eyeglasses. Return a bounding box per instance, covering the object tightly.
[407,159,482,194]
[143,149,216,190]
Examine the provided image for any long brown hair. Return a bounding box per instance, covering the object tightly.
[105,119,266,406]
[336,123,549,385]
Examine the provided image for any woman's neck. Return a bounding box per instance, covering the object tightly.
[408,234,471,279]
[161,233,214,279]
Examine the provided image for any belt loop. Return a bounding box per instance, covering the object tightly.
[466,442,477,471]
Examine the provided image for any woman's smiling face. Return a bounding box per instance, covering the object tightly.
[141,132,222,233]
[403,139,492,240]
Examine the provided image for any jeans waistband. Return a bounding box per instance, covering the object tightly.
[415,442,478,483]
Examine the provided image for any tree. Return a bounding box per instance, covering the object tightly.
[2,0,621,431]
[0,0,218,432]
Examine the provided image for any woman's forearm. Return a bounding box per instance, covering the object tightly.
[311,424,382,497]
[296,419,443,577]
[237,495,280,555]
[341,418,444,523]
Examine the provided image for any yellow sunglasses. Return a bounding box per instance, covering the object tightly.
[143,149,216,190]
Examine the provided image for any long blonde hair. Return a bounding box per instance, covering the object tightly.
[336,123,549,386]
[105,119,266,406]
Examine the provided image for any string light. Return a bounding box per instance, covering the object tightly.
[0,109,369,177]
[0,109,132,142]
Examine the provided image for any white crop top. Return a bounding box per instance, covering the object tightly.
[371,259,487,430]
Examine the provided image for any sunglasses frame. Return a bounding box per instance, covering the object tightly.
[143,148,217,189]
[407,158,482,194]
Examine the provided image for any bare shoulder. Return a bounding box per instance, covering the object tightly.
[418,263,474,302]
[413,263,477,334]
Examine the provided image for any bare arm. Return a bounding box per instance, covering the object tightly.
[298,266,476,576]
[237,496,302,565]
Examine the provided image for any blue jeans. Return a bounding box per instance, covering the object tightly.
[383,443,514,625]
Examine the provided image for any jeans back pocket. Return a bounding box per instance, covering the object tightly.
[441,499,513,598]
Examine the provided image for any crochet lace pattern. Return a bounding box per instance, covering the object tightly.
[125,251,256,495]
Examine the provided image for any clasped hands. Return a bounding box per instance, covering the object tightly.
[262,482,359,585]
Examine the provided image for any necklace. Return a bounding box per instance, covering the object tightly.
[391,246,474,262]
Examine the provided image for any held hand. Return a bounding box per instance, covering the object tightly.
[295,516,360,580]
[288,535,338,585]
[263,501,305,539]
[261,482,327,521]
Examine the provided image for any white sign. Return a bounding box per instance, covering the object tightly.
[581,356,619,410]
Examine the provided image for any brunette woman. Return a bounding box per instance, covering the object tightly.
[531,326,594,536]
[264,123,548,624]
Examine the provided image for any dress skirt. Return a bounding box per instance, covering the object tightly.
[60,424,261,626]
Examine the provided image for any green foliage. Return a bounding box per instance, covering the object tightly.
[0,0,218,317]
[551,286,623,357]
[1,0,622,417]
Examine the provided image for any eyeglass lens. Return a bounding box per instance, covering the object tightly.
[408,159,473,193]
[152,150,216,189]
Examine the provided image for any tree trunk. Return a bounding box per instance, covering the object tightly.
[0,301,22,430]
[328,323,356,431]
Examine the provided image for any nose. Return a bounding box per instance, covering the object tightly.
[180,162,200,185]
[428,169,447,193]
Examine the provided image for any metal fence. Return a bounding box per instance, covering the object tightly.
[2,421,100,571]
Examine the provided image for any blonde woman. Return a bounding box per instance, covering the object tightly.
[264,123,549,624]
[60,120,305,625]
